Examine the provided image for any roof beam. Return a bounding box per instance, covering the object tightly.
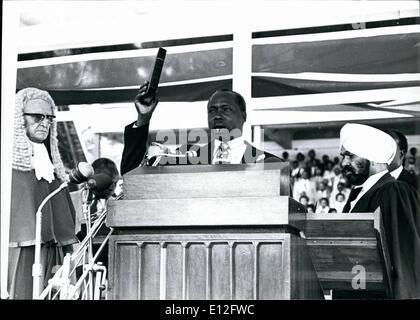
[251,86,420,110]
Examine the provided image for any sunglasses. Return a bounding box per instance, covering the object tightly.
[23,113,56,124]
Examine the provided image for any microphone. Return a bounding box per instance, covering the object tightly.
[86,173,114,191]
[139,47,167,104]
[185,150,198,158]
[146,142,198,158]
[148,151,198,158]
[146,149,198,166]
[67,162,94,184]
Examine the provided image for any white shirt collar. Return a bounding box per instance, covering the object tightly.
[349,169,388,211]
[360,170,389,192]
[390,165,403,180]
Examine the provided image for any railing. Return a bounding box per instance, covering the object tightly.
[38,207,113,300]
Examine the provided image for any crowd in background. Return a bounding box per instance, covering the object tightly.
[286,147,420,214]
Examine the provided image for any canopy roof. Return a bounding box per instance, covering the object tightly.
[12,0,420,129]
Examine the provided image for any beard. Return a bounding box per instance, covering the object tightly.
[342,162,370,186]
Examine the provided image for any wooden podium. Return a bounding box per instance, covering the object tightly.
[106,163,325,300]
[306,210,392,298]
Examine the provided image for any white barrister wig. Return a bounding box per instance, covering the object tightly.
[13,87,66,181]
[340,123,397,165]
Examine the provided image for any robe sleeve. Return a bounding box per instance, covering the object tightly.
[120,121,150,175]
[378,182,420,299]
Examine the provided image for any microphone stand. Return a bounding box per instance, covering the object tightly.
[33,181,68,299]
[144,152,195,167]
[143,142,194,167]
[81,185,95,300]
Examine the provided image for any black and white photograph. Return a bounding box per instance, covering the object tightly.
[1,0,420,309]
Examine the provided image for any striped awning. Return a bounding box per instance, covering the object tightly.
[17,22,420,108]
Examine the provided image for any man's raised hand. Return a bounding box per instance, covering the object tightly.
[134,81,159,127]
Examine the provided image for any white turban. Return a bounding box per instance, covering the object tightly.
[340,123,397,165]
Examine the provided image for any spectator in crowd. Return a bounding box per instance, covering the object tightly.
[321,154,330,168]
[282,151,289,162]
[311,166,324,190]
[407,147,420,175]
[90,158,120,201]
[386,130,417,190]
[306,204,316,214]
[315,181,331,206]
[299,195,309,208]
[290,160,304,185]
[332,193,346,213]
[306,149,321,176]
[333,156,340,166]
[296,152,306,168]
[315,197,330,213]
[322,161,335,188]
[293,169,316,203]
[406,155,418,175]
[331,165,347,191]
[72,157,120,237]
[331,182,350,204]
[8,88,78,299]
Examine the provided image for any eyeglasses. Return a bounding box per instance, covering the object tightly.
[23,113,56,124]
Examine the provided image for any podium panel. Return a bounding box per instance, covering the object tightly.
[108,231,323,300]
[123,163,290,200]
[107,196,306,232]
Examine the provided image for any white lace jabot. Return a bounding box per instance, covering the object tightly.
[32,142,56,183]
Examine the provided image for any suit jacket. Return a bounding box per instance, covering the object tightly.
[343,173,420,299]
[398,168,417,191]
[121,122,283,175]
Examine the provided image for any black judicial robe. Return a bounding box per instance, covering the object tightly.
[120,122,282,175]
[344,173,420,299]
[9,170,77,299]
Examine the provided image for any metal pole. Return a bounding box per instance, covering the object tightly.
[33,181,68,299]
[81,187,95,299]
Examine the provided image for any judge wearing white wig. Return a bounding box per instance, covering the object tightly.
[8,88,78,299]
[339,123,420,299]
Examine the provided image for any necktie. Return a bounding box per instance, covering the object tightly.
[342,187,363,213]
[214,142,230,164]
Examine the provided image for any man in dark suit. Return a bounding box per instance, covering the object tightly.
[340,123,420,299]
[121,83,282,175]
[386,130,417,190]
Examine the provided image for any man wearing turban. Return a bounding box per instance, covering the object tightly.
[8,88,78,299]
[340,123,420,299]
